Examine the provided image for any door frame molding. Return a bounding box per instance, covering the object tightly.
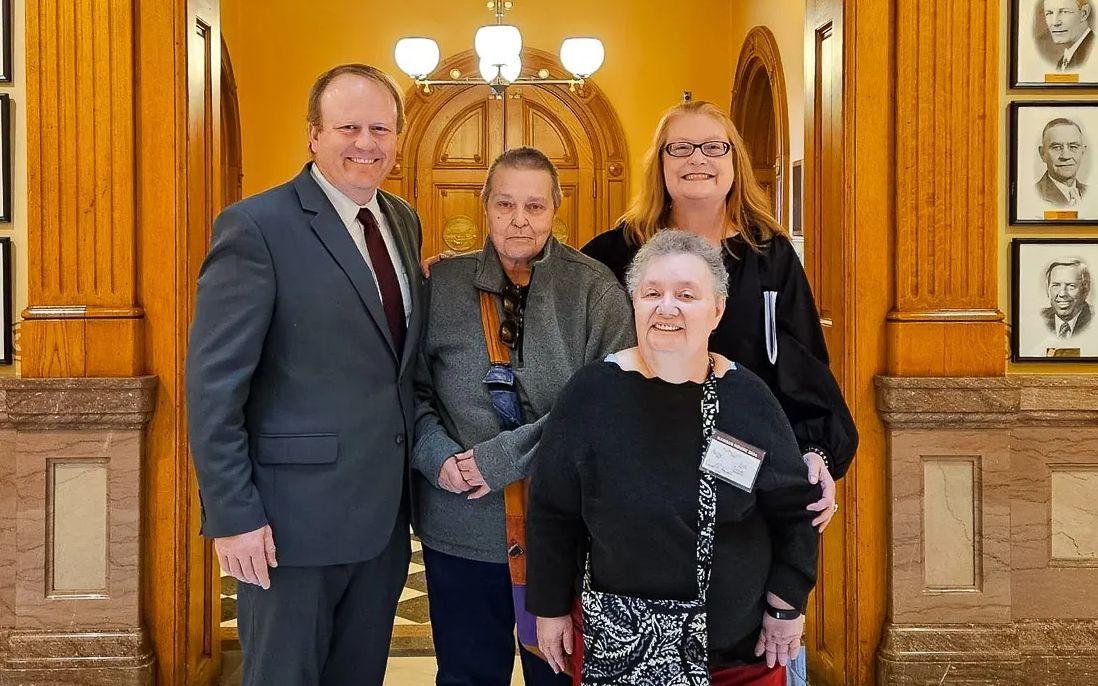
[393,47,630,236]
[731,25,790,227]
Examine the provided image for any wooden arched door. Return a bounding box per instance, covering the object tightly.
[387,47,629,256]
[731,27,790,227]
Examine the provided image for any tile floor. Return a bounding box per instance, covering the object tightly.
[220,653,525,685]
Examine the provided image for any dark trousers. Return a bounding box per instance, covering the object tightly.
[237,516,411,686]
[423,546,572,686]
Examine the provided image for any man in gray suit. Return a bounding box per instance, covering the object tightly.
[186,63,423,686]
[1036,117,1088,206]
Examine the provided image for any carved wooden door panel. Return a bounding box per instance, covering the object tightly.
[408,85,603,258]
[183,0,222,683]
[504,87,596,247]
[805,0,853,682]
[413,88,505,259]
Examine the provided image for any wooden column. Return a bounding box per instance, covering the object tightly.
[22,0,143,378]
[888,0,1005,376]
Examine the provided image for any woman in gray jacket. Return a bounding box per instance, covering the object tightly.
[412,146,633,686]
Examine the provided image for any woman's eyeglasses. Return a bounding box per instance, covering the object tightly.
[499,283,525,349]
[663,140,732,158]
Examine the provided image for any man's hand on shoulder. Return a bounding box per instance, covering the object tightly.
[215,524,278,590]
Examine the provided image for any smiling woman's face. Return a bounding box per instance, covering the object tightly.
[661,113,736,207]
[632,252,725,359]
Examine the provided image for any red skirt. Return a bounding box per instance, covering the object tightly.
[568,602,787,686]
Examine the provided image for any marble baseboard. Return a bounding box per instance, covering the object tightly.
[0,629,154,685]
[879,621,1098,685]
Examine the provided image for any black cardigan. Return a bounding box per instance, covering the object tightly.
[525,361,822,667]
[582,226,858,478]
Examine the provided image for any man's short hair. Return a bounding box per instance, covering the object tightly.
[307,64,406,134]
[480,147,563,208]
[1041,117,1084,142]
[1044,257,1092,296]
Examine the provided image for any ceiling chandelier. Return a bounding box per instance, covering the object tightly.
[394,0,606,95]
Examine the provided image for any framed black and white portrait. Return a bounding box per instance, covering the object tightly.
[0,237,10,365]
[1012,238,1098,361]
[1013,0,1098,87]
[1010,102,1098,224]
[0,0,9,82]
[0,94,10,222]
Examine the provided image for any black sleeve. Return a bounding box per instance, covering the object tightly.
[580,226,631,285]
[766,238,859,478]
[747,379,822,614]
[525,369,593,617]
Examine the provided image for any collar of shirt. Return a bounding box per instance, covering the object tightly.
[1056,311,1082,334]
[310,163,383,230]
[1050,174,1081,201]
[1063,27,1093,64]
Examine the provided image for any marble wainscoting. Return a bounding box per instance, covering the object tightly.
[877,376,1098,685]
[0,378,156,685]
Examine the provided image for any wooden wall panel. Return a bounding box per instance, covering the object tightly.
[888,0,1005,376]
[23,0,142,377]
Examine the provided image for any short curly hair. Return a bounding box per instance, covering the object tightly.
[625,229,729,300]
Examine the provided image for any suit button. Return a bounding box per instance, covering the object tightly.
[395,434,405,446]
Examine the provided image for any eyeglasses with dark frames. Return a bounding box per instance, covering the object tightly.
[498,283,525,350]
[663,140,732,158]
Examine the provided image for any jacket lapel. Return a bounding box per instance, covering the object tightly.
[293,167,398,360]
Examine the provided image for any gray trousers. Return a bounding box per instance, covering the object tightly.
[236,516,410,686]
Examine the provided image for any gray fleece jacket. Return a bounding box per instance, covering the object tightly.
[411,237,634,563]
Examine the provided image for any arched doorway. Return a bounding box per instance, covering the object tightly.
[221,39,243,208]
[731,26,790,227]
[385,47,630,256]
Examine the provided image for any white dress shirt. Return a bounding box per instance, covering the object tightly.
[310,164,412,323]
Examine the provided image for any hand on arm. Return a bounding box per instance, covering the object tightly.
[803,451,837,531]
[215,524,278,590]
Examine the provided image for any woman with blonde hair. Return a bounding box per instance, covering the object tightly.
[582,100,857,521]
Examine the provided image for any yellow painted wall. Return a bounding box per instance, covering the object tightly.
[998,1,1098,374]
[727,0,806,227]
[1,0,26,376]
[221,0,734,199]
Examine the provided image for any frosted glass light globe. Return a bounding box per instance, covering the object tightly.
[560,37,605,78]
[394,38,440,78]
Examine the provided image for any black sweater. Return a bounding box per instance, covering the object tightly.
[526,361,822,668]
[582,226,858,477]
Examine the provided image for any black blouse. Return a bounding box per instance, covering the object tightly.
[525,361,822,667]
[581,226,859,478]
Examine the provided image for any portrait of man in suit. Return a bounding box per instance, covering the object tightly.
[1039,0,1094,69]
[1041,258,1092,338]
[186,63,424,686]
[1035,117,1088,207]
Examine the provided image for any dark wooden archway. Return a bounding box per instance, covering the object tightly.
[731,26,790,227]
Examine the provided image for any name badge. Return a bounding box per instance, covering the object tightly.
[700,431,765,493]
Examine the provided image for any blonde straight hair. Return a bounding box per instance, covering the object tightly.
[619,100,787,252]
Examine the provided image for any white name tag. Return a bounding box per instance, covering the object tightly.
[700,431,765,493]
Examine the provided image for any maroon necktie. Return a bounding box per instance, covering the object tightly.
[357,207,405,352]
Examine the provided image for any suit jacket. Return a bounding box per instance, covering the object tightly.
[1066,29,1095,69]
[1042,302,1093,335]
[186,165,425,567]
[1036,171,1088,206]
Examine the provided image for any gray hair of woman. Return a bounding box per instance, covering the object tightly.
[624,229,730,300]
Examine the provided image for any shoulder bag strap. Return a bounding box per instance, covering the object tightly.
[478,291,531,582]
